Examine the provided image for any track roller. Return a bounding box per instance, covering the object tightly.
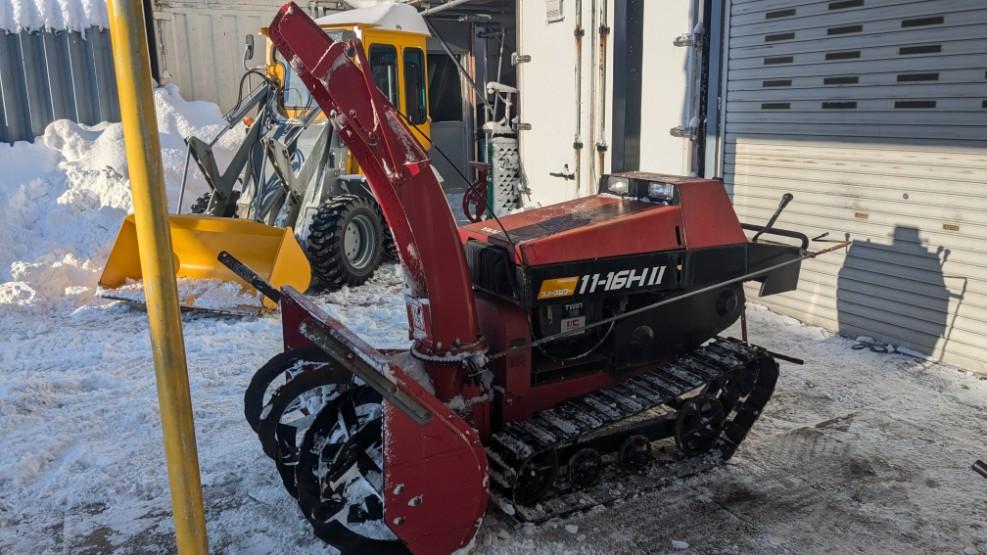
[617,435,653,471]
[567,448,604,488]
[513,450,559,506]
[675,395,726,455]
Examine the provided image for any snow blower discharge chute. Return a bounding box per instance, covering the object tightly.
[232,4,846,554]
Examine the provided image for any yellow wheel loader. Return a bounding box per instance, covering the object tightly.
[99,3,434,313]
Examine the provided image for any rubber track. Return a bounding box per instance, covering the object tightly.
[485,337,779,521]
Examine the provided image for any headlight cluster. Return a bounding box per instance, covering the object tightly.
[602,175,676,204]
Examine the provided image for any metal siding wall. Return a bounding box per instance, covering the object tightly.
[152,0,298,111]
[0,28,118,143]
[0,31,33,141]
[723,0,987,372]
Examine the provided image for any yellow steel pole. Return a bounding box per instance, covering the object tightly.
[106,1,209,553]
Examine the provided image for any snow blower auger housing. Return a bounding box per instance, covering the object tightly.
[244,4,810,554]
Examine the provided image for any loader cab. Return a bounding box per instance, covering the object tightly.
[262,3,432,174]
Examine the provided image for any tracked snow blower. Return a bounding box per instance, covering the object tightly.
[234,4,833,553]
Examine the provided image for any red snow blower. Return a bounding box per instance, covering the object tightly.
[230,4,828,554]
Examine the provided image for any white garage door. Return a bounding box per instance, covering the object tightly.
[722,0,987,372]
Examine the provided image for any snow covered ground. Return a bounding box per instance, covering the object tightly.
[1,280,985,554]
[1,86,985,554]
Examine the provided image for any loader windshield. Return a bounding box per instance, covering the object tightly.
[275,29,348,110]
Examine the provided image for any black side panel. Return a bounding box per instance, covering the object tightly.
[524,250,685,307]
[611,0,644,172]
[613,283,745,369]
[686,243,801,296]
[464,241,518,300]
[684,245,747,286]
[747,242,802,296]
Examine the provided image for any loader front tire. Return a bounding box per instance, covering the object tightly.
[306,194,385,290]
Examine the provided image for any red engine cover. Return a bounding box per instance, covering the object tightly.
[459,176,746,266]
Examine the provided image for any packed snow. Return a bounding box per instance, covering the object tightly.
[1,84,986,555]
[0,0,107,33]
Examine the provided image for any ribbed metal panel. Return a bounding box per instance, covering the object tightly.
[723,0,987,372]
[0,28,118,143]
[152,0,293,111]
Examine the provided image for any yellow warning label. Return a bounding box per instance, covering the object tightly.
[537,276,579,300]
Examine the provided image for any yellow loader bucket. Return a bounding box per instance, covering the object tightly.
[99,214,311,311]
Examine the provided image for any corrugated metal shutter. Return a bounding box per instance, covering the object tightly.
[722,0,987,372]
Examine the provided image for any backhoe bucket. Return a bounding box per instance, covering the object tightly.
[245,288,488,554]
[99,214,311,312]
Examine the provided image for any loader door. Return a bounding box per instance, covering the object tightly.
[368,43,400,105]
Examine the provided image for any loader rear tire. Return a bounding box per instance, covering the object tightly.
[189,191,240,217]
[306,194,385,290]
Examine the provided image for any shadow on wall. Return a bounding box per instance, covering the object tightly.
[836,225,965,360]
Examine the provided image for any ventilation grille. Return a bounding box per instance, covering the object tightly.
[746,3,975,118]
[829,0,863,9]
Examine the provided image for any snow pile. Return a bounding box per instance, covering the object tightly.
[0,83,243,309]
[0,0,108,33]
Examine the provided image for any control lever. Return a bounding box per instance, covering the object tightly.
[753,193,793,242]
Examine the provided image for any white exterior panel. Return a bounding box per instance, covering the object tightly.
[637,1,694,176]
[152,0,302,110]
[515,0,585,206]
[517,0,697,206]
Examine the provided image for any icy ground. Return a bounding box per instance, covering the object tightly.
[1,85,985,554]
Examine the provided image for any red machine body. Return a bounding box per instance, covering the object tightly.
[457,177,763,424]
[259,5,805,554]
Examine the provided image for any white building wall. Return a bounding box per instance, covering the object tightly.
[517,0,698,207]
[637,1,694,176]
